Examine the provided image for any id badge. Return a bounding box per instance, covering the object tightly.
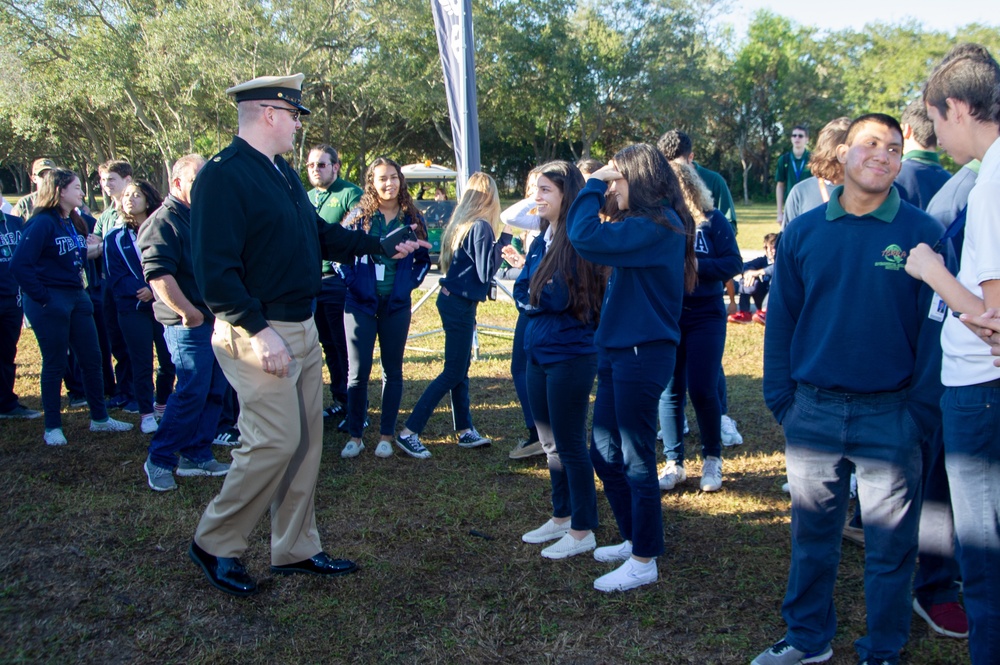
[375,263,386,281]
[928,293,946,322]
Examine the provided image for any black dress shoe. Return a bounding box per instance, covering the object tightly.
[188,541,258,596]
[271,551,358,577]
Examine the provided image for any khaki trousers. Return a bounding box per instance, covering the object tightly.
[194,318,324,565]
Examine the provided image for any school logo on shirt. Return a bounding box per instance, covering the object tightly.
[694,229,709,255]
[875,244,907,271]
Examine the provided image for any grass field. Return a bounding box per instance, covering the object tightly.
[0,205,970,664]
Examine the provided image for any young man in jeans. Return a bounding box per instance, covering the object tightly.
[757,113,942,665]
[905,43,1000,665]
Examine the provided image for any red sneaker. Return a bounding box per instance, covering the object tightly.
[912,598,969,638]
[728,311,753,324]
[752,310,767,325]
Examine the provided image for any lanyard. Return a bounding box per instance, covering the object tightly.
[933,206,967,254]
[790,154,806,181]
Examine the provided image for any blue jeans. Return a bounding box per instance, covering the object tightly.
[590,342,675,558]
[315,275,348,405]
[118,308,175,415]
[668,297,726,462]
[781,384,921,664]
[23,288,108,428]
[912,424,961,607]
[526,354,598,531]
[0,299,23,413]
[511,313,534,430]
[941,383,1000,665]
[344,296,411,437]
[147,322,227,469]
[406,291,478,434]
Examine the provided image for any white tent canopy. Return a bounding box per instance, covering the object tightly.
[400,163,458,181]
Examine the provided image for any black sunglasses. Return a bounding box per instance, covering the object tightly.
[260,104,301,121]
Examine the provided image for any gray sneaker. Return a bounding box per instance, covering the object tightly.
[751,639,832,665]
[144,456,177,492]
[90,417,133,432]
[176,457,231,477]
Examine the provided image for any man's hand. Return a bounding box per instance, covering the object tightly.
[959,308,1000,366]
[904,243,944,281]
[181,309,205,328]
[390,224,432,259]
[250,326,292,377]
[136,287,154,302]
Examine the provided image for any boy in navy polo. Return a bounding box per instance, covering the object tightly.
[755,114,941,665]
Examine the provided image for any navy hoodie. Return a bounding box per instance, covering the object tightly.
[0,213,24,301]
[10,208,88,304]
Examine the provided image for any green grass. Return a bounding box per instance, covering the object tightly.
[0,274,971,664]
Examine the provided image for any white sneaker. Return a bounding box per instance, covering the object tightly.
[44,428,68,446]
[701,456,723,492]
[594,557,657,592]
[141,414,159,434]
[720,415,743,446]
[593,540,632,562]
[522,518,570,544]
[658,460,687,491]
[374,440,393,458]
[341,440,365,458]
[541,532,596,560]
[90,417,133,432]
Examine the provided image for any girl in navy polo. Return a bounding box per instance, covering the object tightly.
[515,161,608,560]
[567,144,695,592]
[104,180,175,434]
[338,157,430,459]
[11,169,133,444]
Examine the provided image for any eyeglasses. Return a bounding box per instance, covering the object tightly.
[260,104,301,121]
[791,133,806,138]
[306,162,332,169]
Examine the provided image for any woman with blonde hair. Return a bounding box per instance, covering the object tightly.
[397,172,510,452]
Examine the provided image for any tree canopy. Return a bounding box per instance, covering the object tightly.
[1,0,997,201]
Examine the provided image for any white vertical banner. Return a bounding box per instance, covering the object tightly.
[431,0,482,195]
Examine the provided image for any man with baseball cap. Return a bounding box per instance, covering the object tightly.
[187,73,428,596]
[12,158,57,221]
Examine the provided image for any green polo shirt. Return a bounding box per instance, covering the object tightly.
[826,185,901,222]
[309,177,362,274]
[901,149,942,167]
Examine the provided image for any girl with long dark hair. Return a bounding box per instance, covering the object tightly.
[566,143,696,591]
[515,161,609,559]
[396,173,510,453]
[338,157,430,459]
[104,180,176,434]
[10,168,133,444]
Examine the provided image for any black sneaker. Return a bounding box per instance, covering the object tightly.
[213,427,241,446]
[395,433,431,459]
[0,404,42,419]
[337,415,369,433]
[105,393,129,410]
[68,393,88,408]
[457,429,491,448]
[323,402,346,421]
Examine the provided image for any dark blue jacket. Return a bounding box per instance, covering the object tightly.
[104,225,152,313]
[894,154,951,211]
[513,234,598,364]
[566,178,686,349]
[0,213,24,301]
[10,208,89,304]
[688,209,742,299]
[338,208,431,316]
[438,219,511,302]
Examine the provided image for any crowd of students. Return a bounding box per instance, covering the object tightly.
[1,41,998,665]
